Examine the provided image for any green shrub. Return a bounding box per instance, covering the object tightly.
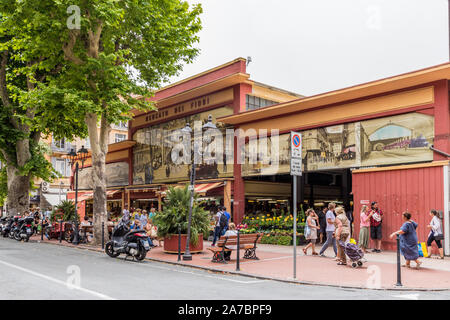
[277,235,292,246]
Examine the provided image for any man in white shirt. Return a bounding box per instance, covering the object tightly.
[319,202,338,257]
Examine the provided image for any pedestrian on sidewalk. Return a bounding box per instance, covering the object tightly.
[319,202,338,258]
[426,209,444,259]
[335,206,351,266]
[369,201,383,253]
[211,207,223,247]
[303,209,320,255]
[318,207,327,244]
[358,205,373,253]
[389,212,422,269]
[220,206,231,236]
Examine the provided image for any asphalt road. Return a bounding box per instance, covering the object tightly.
[0,238,449,300]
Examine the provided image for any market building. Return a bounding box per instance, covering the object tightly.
[68,59,450,253]
[68,58,302,221]
[219,62,450,253]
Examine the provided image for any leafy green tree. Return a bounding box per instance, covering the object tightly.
[1,1,201,244]
[0,15,87,215]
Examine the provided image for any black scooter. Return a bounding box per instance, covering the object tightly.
[0,217,8,236]
[14,216,34,242]
[8,217,20,239]
[105,218,150,261]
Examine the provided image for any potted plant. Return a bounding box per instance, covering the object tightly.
[153,185,210,254]
[56,200,79,222]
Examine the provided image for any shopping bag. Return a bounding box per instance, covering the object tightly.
[417,243,423,257]
[420,242,428,257]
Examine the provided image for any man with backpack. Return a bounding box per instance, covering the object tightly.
[220,206,230,236]
[211,206,231,246]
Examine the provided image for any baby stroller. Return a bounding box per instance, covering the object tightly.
[339,241,365,268]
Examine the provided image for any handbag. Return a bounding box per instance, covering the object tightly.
[304,222,311,238]
[435,233,444,241]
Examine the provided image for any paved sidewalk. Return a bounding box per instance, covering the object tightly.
[28,235,450,291]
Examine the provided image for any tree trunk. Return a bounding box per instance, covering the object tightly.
[6,166,30,216]
[86,112,110,245]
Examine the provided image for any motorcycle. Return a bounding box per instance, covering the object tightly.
[8,216,21,239]
[13,216,34,242]
[0,217,8,235]
[105,218,150,261]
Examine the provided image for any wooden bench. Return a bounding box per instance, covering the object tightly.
[207,233,262,263]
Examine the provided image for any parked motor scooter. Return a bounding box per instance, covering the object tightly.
[8,217,20,239]
[14,216,34,242]
[105,217,150,261]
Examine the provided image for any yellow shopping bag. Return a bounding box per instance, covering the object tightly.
[418,242,428,257]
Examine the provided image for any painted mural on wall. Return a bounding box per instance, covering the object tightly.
[133,106,234,185]
[241,112,434,176]
[302,123,357,171]
[241,133,290,176]
[359,112,434,167]
[78,162,129,190]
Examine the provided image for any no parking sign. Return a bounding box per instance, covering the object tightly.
[290,131,302,176]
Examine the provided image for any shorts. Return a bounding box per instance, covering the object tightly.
[427,233,442,249]
[370,224,382,240]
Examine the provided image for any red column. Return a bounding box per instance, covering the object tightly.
[433,80,450,160]
[233,132,245,224]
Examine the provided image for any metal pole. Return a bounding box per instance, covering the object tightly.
[177,226,181,261]
[183,162,195,261]
[73,162,79,245]
[396,234,402,287]
[101,222,105,249]
[41,218,44,241]
[293,176,297,279]
[236,229,240,271]
[59,219,63,243]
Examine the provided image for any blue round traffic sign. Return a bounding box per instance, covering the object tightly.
[292,134,301,148]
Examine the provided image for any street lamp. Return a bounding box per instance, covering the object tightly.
[181,115,217,261]
[68,145,89,245]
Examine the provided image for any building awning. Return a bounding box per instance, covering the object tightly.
[73,190,121,202]
[42,193,65,207]
[171,182,224,196]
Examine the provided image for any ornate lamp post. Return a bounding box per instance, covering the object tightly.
[181,115,217,261]
[68,145,89,245]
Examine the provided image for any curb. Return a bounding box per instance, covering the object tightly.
[30,239,450,292]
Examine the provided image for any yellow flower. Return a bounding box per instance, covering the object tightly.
[256,217,259,220]
[251,218,254,220]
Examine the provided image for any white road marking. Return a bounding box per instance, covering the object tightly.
[0,259,116,300]
[133,260,268,284]
[392,293,420,300]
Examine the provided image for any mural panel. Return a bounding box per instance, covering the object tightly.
[78,162,129,190]
[241,112,434,177]
[133,106,234,185]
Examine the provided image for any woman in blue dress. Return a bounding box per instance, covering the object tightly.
[389,212,422,269]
